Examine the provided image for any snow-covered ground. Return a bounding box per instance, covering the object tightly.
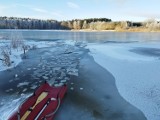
[0,40,56,71]
[87,42,160,120]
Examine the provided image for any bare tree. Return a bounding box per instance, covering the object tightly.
[10,28,24,49]
[82,20,87,29]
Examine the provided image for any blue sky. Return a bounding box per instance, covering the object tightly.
[0,0,160,21]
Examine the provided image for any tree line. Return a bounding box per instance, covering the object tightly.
[0,16,60,29]
[0,16,160,31]
[0,17,111,30]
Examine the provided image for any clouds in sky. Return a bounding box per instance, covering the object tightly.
[67,2,80,9]
[21,4,64,18]
[0,3,64,19]
[32,8,48,13]
[0,0,160,21]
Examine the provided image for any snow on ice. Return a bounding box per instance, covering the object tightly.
[87,42,160,120]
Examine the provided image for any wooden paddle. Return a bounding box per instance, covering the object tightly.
[21,92,48,120]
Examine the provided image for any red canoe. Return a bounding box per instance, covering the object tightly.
[9,82,67,120]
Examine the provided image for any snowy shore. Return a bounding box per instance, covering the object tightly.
[0,40,57,72]
[87,42,160,120]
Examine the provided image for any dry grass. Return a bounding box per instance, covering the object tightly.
[115,27,160,32]
[71,27,160,32]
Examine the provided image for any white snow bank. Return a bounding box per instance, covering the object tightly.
[0,40,56,72]
[0,48,22,72]
[87,42,160,120]
[0,40,23,72]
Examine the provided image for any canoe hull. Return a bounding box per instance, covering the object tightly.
[8,83,67,120]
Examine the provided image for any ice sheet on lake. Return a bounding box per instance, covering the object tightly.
[88,42,160,61]
[88,42,160,120]
[64,40,76,46]
[67,68,78,76]
[17,82,29,87]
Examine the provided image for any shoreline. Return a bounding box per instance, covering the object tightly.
[0,29,160,33]
[71,29,160,32]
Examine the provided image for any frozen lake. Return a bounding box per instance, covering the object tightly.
[1,30,160,43]
[0,30,160,120]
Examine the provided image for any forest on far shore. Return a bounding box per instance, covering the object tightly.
[0,16,160,31]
